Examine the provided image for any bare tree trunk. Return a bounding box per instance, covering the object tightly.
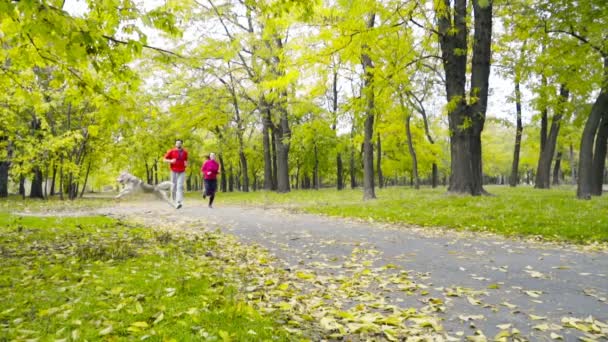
[79,161,91,198]
[570,144,576,185]
[376,133,383,189]
[577,89,608,198]
[362,14,376,200]
[262,109,274,190]
[552,151,562,186]
[30,168,44,199]
[590,112,608,195]
[313,144,320,190]
[350,146,357,189]
[405,115,420,189]
[510,80,524,187]
[536,85,569,189]
[437,0,492,195]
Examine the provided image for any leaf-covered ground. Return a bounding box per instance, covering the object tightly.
[0,213,290,341]
[70,199,608,341]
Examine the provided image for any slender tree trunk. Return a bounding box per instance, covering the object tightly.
[362,14,376,200]
[79,161,91,198]
[262,110,274,191]
[336,153,343,190]
[313,144,320,190]
[569,144,576,185]
[153,161,158,185]
[50,164,57,195]
[536,85,569,189]
[376,133,383,189]
[405,115,420,189]
[0,161,8,197]
[552,151,562,186]
[19,174,25,198]
[590,112,608,195]
[350,145,356,189]
[219,154,227,192]
[274,109,291,193]
[540,75,548,153]
[239,151,249,192]
[510,80,524,187]
[271,124,278,190]
[59,159,64,200]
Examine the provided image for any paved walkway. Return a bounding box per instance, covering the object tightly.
[93,200,607,340]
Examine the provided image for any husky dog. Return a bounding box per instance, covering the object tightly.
[115,172,175,207]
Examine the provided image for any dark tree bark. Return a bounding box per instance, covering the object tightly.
[239,151,249,192]
[274,108,291,193]
[569,144,576,185]
[30,168,44,199]
[437,0,492,195]
[540,74,548,153]
[510,80,524,187]
[313,144,320,190]
[19,174,25,198]
[362,14,376,200]
[262,109,274,191]
[376,133,383,188]
[405,115,420,189]
[271,122,278,190]
[0,161,9,197]
[219,153,227,192]
[536,85,569,189]
[552,151,562,186]
[590,111,608,195]
[50,164,57,196]
[409,92,438,188]
[350,145,357,189]
[79,161,91,198]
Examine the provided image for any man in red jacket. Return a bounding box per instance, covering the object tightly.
[163,139,188,209]
[201,152,220,208]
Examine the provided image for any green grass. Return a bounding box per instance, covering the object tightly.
[0,213,289,341]
[211,185,608,244]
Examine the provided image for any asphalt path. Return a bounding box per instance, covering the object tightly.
[92,200,608,340]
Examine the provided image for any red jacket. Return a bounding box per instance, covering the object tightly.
[201,159,220,180]
[164,148,188,172]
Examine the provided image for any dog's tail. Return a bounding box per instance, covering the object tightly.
[155,181,173,192]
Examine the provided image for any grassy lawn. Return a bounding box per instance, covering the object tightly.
[0,213,289,341]
[211,185,608,244]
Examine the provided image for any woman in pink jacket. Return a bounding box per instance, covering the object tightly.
[201,153,221,208]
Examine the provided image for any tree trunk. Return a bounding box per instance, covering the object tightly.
[577,87,606,198]
[431,163,438,188]
[376,133,383,188]
[570,144,576,185]
[405,115,420,189]
[437,0,492,195]
[274,110,291,193]
[540,74,548,153]
[239,151,249,192]
[79,161,91,198]
[552,151,562,186]
[0,160,9,197]
[30,168,44,199]
[219,154,227,192]
[313,144,320,190]
[510,80,524,187]
[336,153,343,190]
[262,110,274,191]
[50,164,57,195]
[536,85,569,189]
[361,14,376,200]
[271,124,278,190]
[590,111,608,195]
[350,146,357,189]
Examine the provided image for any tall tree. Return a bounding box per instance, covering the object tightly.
[435,0,493,195]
